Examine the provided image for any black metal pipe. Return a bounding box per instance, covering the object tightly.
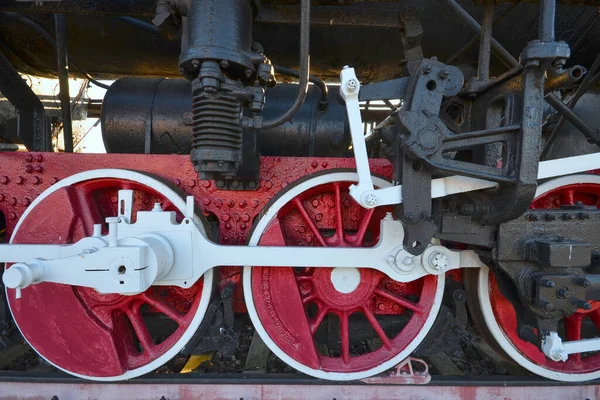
[545,65,586,92]
[541,52,600,159]
[545,93,600,144]
[54,14,73,153]
[437,0,518,68]
[539,0,556,42]
[274,65,328,111]
[262,0,311,129]
[114,16,159,34]
[477,2,494,81]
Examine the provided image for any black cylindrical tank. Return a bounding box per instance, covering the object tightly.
[101,78,354,157]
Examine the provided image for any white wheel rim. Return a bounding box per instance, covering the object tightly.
[6,169,214,381]
[243,171,445,380]
[477,173,600,381]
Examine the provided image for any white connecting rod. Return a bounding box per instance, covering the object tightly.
[1,203,484,296]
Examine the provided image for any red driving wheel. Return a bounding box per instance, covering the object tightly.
[479,174,600,381]
[6,171,213,380]
[244,172,444,380]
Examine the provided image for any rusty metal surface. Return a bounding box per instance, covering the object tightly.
[0,380,599,399]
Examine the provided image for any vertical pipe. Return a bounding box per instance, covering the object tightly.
[54,13,73,152]
[539,0,556,42]
[477,2,494,81]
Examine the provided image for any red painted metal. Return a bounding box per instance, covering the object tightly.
[489,182,600,374]
[6,178,206,378]
[361,357,431,384]
[0,153,392,316]
[250,179,439,373]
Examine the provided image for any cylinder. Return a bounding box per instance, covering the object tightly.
[101,78,356,157]
[179,0,256,75]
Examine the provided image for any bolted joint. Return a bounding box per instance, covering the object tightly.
[361,192,378,207]
[428,252,448,271]
[520,40,570,66]
[345,78,359,93]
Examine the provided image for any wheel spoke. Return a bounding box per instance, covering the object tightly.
[65,186,105,237]
[333,182,345,243]
[293,198,326,246]
[559,188,575,206]
[565,313,583,361]
[362,307,392,350]
[566,313,583,341]
[309,306,329,336]
[301,293,316,305]
[141,293,187,326]
[126,305,157,356]
[340,312,351,364]
[356,208,375,244]
[374,288,422,313]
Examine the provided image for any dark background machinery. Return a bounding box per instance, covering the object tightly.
[0,1,599,83]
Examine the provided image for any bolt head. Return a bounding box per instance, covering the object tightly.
[429,252,448,271]
[345,78,359,93]
[366,194,378,206]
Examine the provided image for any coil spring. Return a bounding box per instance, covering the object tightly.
[191,88,243,177]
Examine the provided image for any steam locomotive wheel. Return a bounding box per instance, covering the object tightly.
[5,170,214,381]
[243,171,444,380]
[476,174,600,381]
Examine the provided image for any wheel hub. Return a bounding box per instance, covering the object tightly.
[330,267,361,294]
